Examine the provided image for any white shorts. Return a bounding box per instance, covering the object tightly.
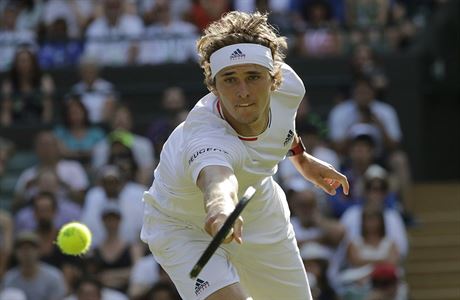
[141,202,312,300]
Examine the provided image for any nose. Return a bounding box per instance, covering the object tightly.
[237,82,250,98]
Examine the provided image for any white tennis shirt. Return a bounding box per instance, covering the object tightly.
[144,63,305,243]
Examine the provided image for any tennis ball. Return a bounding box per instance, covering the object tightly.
[56,222,92,255]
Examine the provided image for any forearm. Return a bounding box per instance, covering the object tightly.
[203,176,238,214]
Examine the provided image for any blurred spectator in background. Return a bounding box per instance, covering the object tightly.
[84,0,144,66]
[64,276,128,300]
[71,55,118,125]
[92,202,143,293]
[341,165,408,258]
[290,188,345,252]
[140,281,181,300]
[350,43,388,98]
[94,105,155,185]
[139,0,198,65]
[15,170,82,232]
[0,287,27,300]
[54,95,106,167]
[1,47,54,127]
[189,0,231,32]
[146,86,188,159]
[0,209,13,278]
[0,4,36,72]
[234,0,295,35]
[295,0,343,57]
[107,134,140,183]
[300,242,338,300]
[328,77,411,208]
[128,253,162,299]
[13,131,89,210]
[38,16,84,69]
[346,208,400,267]
[346,0,389,29]
[140,0,192,25]
[369,263,407,300]
[1,231,67,300]
[81,165,144,247]
[0,137,14,176]
[14,0,43,32]
[328,131,377,218]
[41,0,95,39]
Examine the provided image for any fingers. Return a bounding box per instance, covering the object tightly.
[204,214,244,244]
[233,216,244,244]
[324,169,350,195]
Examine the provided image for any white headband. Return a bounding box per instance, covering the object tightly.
[210,43,274,78]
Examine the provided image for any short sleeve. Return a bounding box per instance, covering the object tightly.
[184,134,242,184]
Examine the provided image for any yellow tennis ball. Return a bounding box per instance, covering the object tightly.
[56,222,92,255]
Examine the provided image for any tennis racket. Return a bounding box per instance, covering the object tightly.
[190,186,256,279]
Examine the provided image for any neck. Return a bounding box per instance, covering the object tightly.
[226,106,270,137]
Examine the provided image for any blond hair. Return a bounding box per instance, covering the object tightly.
[197,11,287,92]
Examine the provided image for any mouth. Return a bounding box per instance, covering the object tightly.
[236,103,254,108]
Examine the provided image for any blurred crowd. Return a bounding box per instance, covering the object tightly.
[0,0,446,299]
[0,0,447,71]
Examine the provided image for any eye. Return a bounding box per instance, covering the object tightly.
[224,77,236,83]
[248,75,261,81]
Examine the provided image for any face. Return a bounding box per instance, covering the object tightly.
[16,243,40,266]
[35,132,60,163]
[353,81,375,106]
[34,195,56,223]
[77,282,102,300]
[102,213,121,233]
[16,51,34,74]
[366,179,388,205]
[292,190,317,224]
[112,108,132,130]
[350,140,374,166]
[68,100,86,125]
[214,64,274,135]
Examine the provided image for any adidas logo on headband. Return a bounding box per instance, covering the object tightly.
[230,49,246,60]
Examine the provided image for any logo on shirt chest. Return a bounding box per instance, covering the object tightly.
[283,129,294,147]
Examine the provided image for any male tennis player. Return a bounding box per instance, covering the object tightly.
[141,11,349,300]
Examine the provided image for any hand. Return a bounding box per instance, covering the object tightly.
[304,155,349,196]
[205,207,243,244]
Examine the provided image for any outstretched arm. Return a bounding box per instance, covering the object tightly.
[289,134,349,196]
[197,165,243,244]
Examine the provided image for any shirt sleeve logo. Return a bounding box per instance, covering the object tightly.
[188,147,229,165]
[283,129,294,146]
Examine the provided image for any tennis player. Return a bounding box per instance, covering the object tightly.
[141,11,349,300]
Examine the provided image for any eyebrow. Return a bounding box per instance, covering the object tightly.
[220,70,262,77]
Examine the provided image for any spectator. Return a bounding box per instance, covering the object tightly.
[93,105,155,185]
[1,231,67,300]
[71,55,118,125]
[14,0,44,32]
[38,17,84,69]
[346,207,400,267]
[41,0,95,39]
[128,254,161,299]
[0,209,13,278]
[139,0,199,65]
[1,47,54,127]
[296,0,343,57]
[189,0,231,32]
[15,169,82,232]
[64,277,129,300]
[0,137,14,176]
[84,0,144,66]
[341,164,408,258]
[107,134,140,183]
[92,202,143,293]
[81,165,145,247]
[300,242,338,300]
[54,95,106,166]
[146,86,188,158]
[328,131,378,218]
[328,77,411,206]
[346,0,389,29]
[141,282,181,300]
[290,189,345,251]
[140,0,192,25]
[0,4,36,72]
[13,131,89,209]
[350,43,388,98]
[369,263,408,300]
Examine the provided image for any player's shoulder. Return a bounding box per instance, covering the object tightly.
[276,63,306,98]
